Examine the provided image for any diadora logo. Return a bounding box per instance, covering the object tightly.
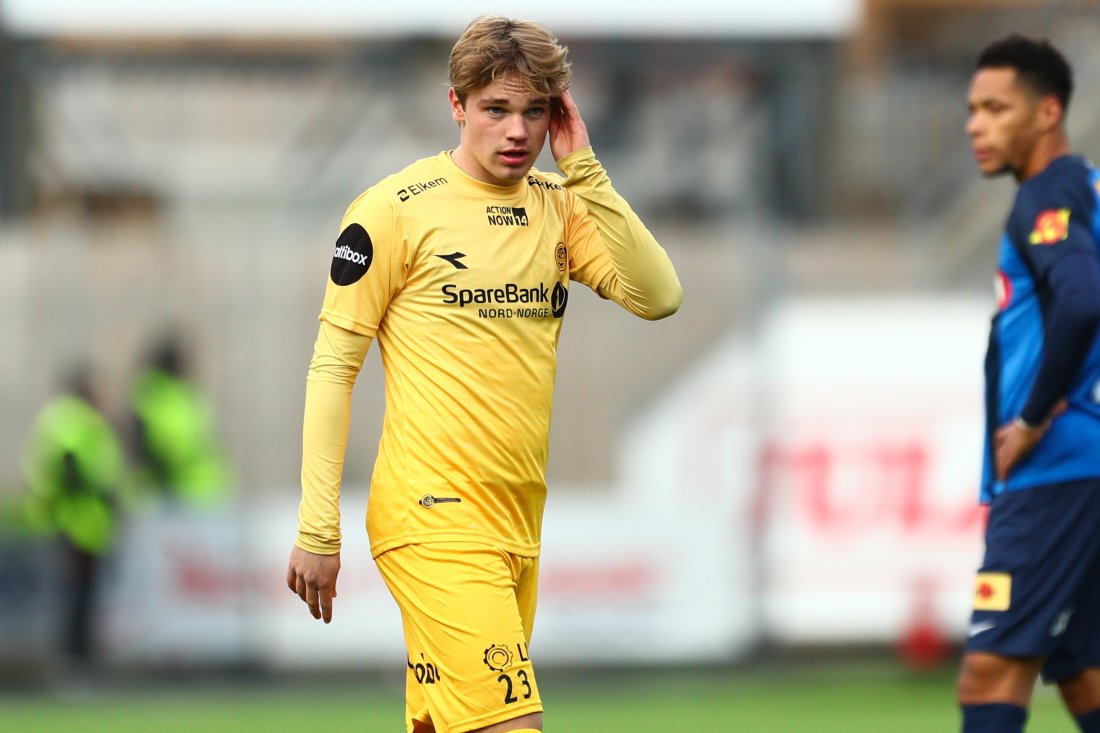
[436,251,468,270]
[486,206,528,226]
[330,223,374,286]
[397,176,448,202]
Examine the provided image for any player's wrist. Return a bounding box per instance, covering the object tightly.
[1014,415,1042,431]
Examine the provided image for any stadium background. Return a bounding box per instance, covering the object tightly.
[1,1,1099,729]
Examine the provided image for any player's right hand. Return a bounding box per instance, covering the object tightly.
[287,545,341,624]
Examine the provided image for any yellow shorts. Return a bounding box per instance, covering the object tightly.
[375,541,542,733]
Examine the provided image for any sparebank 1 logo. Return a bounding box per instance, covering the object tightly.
[330,223,374,286]
[551,282,568,318]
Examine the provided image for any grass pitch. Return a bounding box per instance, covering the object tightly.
[0,657,1073,732]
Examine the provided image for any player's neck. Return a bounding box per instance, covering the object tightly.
[1017,132,1071,182]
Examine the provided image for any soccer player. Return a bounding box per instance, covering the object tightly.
[286,15,681,733]
[959,34,1100,733]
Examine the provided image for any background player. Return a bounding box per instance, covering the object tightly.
[286,15,681,733]
[958,33,1100,733]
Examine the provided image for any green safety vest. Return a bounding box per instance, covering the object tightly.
[21,395,125,555]
[130,368,233,506]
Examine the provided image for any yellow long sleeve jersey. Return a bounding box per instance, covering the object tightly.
[297,147,681,559]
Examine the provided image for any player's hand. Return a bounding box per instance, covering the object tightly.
[549,90,591,162]
[287,545,340,624]
[994,399,1067,481]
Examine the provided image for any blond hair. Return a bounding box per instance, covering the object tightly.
[449,16,571,105]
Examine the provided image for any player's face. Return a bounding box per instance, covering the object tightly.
[449,75,551,186]
[966,67,1044,180]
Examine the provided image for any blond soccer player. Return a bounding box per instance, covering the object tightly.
[287,16,681,733]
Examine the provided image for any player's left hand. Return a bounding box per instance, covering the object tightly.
[549,90,591,162]
[287,545,340,624]
[994,400,1067,480]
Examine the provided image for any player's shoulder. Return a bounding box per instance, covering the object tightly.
[523,166,571,207]
[1013,156,1096,218]
[344,153,452,217]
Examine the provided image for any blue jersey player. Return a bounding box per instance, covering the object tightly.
[959,35,1100,733]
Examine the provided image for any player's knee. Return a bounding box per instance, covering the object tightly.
[958,652,1042,705]
[1058,668,1100,716]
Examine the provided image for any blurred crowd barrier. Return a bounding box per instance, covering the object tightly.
[1,295,988,673]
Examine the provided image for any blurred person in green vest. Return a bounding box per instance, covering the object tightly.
[129,333,234,508]
[20,365,126,664]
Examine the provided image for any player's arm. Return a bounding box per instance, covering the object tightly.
[995,223,1100,480]
[288,320,371,623]
[1018,249,1100,425]
[551,93,682,320]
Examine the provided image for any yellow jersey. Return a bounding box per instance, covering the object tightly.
[298,147,680,558]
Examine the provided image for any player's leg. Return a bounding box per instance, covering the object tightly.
[1047,488,1100,731]
[1059,669,1100,730]
[376,542,544,733]
[958,481,1100,731]
[467,553,542,733]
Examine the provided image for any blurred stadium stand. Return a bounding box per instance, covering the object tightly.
[3,2,1097,492]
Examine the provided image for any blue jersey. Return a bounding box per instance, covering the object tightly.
[982,156,1100,503]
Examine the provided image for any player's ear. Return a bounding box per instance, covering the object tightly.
[1038,93,1064,132]
[449,88,466,125]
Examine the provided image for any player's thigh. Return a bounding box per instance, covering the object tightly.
[377,542,542,733]
[968,480,1100,662]
[1043,482,1100,682]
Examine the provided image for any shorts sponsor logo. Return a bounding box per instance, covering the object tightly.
[973,572,1011,612]
[1029,208,1070,245]
[408,654,441,685]
[397,177,448,202]
[483,644,514,672]
[486,643,533,705]
[486,206,528,227]
[330,223,374,286]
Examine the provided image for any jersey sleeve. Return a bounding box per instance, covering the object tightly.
[296,320,372,554]
[1012,188,1100,424]
[557,148,682,320]
[319,188,410,336]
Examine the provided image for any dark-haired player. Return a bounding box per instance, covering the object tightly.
[959,33,1100,733]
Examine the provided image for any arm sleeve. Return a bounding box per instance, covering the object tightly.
[295,319,372,554]
[1019,249,1100,424]
[560,147,682,320]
